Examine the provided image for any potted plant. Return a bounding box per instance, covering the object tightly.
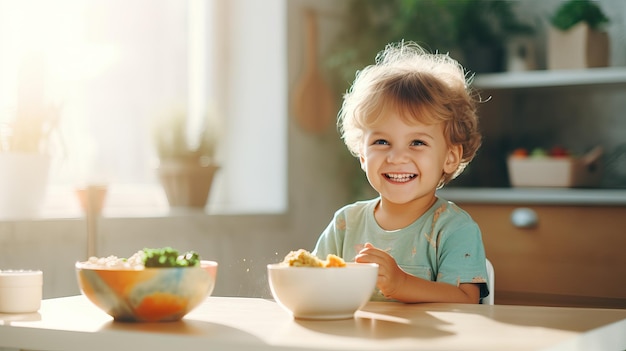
[153,105,221,209]
[450,0,535,73]
[0,103,61,219]
[547,0,610,69]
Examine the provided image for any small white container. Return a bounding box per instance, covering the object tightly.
[507,147,604,188]
[0,270,43,313]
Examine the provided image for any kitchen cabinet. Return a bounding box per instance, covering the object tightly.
[458,202,626,309]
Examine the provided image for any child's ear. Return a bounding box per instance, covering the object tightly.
[359,154,366,170]
[443,144,462,174]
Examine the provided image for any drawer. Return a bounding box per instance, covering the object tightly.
[459,204,626,308]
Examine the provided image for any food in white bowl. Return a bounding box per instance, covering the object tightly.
[267,250,378,320]
[76,247,218,322]
[281,248,346,267]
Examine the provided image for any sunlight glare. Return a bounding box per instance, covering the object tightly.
[1,0,119,107]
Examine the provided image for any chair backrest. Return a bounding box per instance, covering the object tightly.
[481,258,495,305]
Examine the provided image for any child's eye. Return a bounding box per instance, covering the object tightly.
[372,139,389,145]
[411,139,426,146]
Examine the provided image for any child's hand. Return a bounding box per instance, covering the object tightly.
[355,242,406,299]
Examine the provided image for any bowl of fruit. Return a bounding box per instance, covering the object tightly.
[507,145,603,187]
[76,247,218,322]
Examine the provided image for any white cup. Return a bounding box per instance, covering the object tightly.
[0,270,43,313]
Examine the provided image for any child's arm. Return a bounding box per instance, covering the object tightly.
[355,243,480,304]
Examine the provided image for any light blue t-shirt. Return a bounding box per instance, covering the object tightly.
[312,197,489,301]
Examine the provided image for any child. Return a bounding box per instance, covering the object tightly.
[312,41,489,303]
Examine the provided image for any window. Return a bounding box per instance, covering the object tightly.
[0,0,287,217]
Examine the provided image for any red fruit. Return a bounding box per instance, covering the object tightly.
[511,148,529,158]
[549,146,569,157]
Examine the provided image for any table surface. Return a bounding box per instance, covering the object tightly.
[1,296,625,351]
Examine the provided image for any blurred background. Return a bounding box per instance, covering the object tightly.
[0,0,625,307]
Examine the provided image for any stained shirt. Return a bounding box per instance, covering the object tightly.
[312,197,489,301]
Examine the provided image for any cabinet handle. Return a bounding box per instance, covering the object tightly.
[511,207,538,228]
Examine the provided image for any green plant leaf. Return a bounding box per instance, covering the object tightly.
[550,0,610,31]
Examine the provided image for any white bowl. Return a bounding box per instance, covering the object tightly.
[0,270,43,313]
[267,262,378,320]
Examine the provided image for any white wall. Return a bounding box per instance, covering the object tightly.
[211,0,288,214]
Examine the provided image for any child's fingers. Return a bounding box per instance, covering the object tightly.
[359,242,382,255]
[356,251,389,269]
[355,250,382,265]
[358,245,391,262]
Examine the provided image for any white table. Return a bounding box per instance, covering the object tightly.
[1,296,625,351]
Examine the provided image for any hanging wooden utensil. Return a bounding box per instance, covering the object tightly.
[291,9,336,134]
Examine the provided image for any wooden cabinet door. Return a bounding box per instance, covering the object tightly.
[460,204,626,308]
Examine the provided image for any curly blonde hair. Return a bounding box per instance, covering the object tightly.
[338,41,482,186]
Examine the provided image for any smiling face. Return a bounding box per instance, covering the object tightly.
[359,108,461,209]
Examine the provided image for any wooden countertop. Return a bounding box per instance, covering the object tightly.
[1,296,625,351]
[437,187,626,206]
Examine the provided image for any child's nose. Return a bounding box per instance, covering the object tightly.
[386,147,409,163]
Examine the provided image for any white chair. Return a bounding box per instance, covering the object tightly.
[481,258,495,305]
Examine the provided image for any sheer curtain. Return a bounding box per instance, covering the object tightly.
[0,0,287,216]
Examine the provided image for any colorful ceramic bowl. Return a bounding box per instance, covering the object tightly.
[267,262,378,320]
[76,260,218,322]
